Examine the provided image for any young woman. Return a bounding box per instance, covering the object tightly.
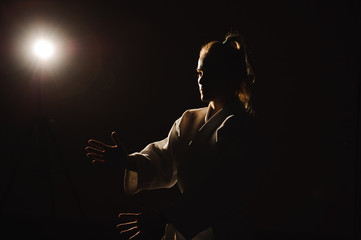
[86,33,265,240]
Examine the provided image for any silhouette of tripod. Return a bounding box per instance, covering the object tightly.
[0,77,87,223]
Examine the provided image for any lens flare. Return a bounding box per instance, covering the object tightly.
[33,39,54,60]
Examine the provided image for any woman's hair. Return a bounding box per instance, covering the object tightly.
[199,33,255,113]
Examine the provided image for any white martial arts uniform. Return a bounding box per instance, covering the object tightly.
[124,101,264,240]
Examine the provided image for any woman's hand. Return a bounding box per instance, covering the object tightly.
[85,131,127,168]
[116,210,167,240]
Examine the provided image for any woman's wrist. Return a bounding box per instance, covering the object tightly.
[123,155,138,172]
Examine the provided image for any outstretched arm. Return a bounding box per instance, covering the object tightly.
[123,118,181,195]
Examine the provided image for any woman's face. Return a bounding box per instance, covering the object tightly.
[197,55,234,102]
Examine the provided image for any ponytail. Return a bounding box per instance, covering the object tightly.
[223,33,255,113]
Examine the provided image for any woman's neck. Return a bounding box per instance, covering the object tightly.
[209,101,224,117]
[208,96,238,119]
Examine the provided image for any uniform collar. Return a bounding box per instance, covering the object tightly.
[204,99,243,123]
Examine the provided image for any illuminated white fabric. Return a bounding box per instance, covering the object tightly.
[124,102,255,240]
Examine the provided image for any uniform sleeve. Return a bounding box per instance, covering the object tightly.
[124,118,181,195]
[160,114,267,239]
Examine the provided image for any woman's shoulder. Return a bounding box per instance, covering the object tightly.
[217,108,261,143]
[182,106,208,118]
[176,106,208,124]
[173,107,208,139]
[223,107,256,127]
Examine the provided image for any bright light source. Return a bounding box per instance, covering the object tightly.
[33,39,55,60]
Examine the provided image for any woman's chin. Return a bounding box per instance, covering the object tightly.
[200,95,211,102]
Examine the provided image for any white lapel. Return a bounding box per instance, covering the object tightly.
[190,101,242,146]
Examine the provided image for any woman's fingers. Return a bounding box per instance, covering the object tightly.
[85,145,105,165]
[91,159,105,165]
[116,213,142,239]
[87,132,125,167]
[88,139,111,149]
[129,230,140,240]
[116,220,137,227]
[116,213,140,230]
[88,156,105,166]
[111,131,120,147]
[85,146,104,154]
[86,151,103,158]
[118,212,141,217]
[119,226,139,239]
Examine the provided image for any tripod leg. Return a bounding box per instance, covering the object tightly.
[0,119,35,215]
[39,117,56,217]
[44,118,88,224]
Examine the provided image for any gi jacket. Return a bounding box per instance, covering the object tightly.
[124,100,265,240]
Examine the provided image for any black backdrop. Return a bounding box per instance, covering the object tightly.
[0,0,359,239]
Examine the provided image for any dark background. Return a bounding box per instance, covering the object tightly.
[0,0,360,239]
